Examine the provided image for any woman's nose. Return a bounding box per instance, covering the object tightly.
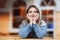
[31,14,35,18]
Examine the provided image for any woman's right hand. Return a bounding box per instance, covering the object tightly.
[27,13,33,25]
[27,13,32,21]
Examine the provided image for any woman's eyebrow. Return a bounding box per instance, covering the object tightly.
[34,11,37,12]
[28,11,32,13]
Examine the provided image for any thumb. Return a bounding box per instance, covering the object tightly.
[30,19,32,25]
[33,19,36,24]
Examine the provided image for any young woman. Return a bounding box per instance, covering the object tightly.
[19,5,47,39]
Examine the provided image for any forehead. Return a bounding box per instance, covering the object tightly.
[29,7,37,11]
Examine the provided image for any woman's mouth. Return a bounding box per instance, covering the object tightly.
[31,15,36,18]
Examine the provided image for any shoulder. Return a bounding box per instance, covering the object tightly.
[40,20,47,26]
[19,20,28,28]
[21,20,28,25]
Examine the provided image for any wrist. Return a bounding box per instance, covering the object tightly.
[30,20,32,26]
[32,20,36,24]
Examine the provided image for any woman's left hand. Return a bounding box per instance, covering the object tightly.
[32,14,39,24]
[27,13,39,24]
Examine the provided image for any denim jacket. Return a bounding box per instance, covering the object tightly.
[19,20,47,38]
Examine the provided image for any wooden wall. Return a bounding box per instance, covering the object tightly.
[0,12,9,35]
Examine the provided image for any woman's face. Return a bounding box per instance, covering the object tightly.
[27,7,39,20]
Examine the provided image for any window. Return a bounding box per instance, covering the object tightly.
[41,0,55,6]
[40,0,56,38]
[12,0,26,28]
[42,10,53,29]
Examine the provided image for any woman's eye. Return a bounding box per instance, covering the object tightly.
[34,11,37,13]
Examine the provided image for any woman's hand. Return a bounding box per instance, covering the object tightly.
[27,13,33,25]
[27,13,39,24]
[32,13,39,24]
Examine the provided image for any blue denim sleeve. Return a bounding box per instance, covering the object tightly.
[19,21,32,38]
[33,23,47,38]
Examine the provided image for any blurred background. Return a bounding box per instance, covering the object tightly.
[0,0,60,40]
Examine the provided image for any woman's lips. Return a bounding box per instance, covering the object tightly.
[29,15,36,18]
[31,15,36,18]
